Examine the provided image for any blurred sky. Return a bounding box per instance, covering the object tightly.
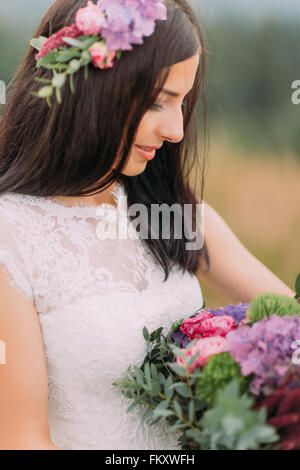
[0,0,300,29]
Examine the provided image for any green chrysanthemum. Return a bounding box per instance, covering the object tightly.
[195,352,251,408]
[248,293,300,325]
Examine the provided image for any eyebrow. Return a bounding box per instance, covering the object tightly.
[161,87,194,98]
[161,88,180,97]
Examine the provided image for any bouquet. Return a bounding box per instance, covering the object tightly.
[114,274,300,450]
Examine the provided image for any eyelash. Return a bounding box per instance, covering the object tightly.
[150,100,187,111]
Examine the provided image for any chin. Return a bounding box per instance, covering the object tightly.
[121,163,147,177]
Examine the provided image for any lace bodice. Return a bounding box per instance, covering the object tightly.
[0,182,204,450]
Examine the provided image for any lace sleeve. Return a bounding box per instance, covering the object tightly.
[0,214,34,303]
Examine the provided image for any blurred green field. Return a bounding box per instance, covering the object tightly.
[198,139,300,309]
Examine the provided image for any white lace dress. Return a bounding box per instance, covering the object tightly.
[0,182,204,450]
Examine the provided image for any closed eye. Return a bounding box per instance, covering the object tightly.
[150,99,187,111]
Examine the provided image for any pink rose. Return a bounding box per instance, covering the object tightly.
[35,24,82,59]
[88,42,116,69]
[75,1,106,36]
[180,311,236,339]
[176,336,229,373]
[180,311,214,339]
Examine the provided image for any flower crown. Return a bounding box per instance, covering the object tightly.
[30,0,167,107]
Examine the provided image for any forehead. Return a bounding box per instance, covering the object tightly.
[162,54,200,95]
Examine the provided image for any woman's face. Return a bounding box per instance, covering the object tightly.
[118,53,200,176]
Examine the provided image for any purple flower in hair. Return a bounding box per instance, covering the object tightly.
[97,0,167,51]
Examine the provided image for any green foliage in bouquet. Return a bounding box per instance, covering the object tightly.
[247,293,300,325]
[114,326,279,450]
[197,380,279,450]
[295,274,300,299]
[194,352,252,408]
[114,326,207,449]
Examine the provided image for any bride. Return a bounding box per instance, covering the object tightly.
[0,0,294,450]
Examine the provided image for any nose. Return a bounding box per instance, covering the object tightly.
[160,112,184,144]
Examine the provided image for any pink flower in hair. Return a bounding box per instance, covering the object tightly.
[76,1,106,36]
[88,42,116,69]
[36,24,82,59]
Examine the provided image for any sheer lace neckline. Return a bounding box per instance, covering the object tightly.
[9,182,126,219]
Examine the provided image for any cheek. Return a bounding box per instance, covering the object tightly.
[135,112,155,141]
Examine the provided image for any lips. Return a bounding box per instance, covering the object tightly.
[136,145,161,151]
[135,145,157,161]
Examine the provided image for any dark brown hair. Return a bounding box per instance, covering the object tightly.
[0,0,210,281]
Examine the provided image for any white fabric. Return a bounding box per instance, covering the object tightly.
[0,182,203,450]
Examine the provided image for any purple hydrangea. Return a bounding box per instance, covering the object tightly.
[97,0,167,51]
[205,302,250,324]
[226,314,300,396]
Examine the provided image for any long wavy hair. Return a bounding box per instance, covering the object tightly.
[0,0,210,281]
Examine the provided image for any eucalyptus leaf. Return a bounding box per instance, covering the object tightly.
[167,362,189,378]
[54,64,69,72]
[37,50,59,66]
[144,362,151,385]
[123,382,141,390]
[169,345,186,359]
[30,36,47,51]
[37,86,53,98]
[80,50,92,66]
[127,401,139,413]
[141,407,153,423]
[133,366,144,385]
[150,327,163,341]
[84,65,89,80]
[188,400,194,422]
[150,381,160,396]
[164,376,174,400]
[69,73,75,93]
[185,429,202,443]
[170,382,191,398]
[34,77,52,84]
[158,372,166,385]
[46,97,52,108]
[143,327,150,341]
[68,59,81,73]
[150,363,158,382]
[80,36,98,50]
[62,37,85,48]
[173,399,182,418]
[57,50,81,63]
[153,409,173,418]
[52,74,66,88]
[168,421,188,432]
[146,342,152,355]
[155,400,169,411]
